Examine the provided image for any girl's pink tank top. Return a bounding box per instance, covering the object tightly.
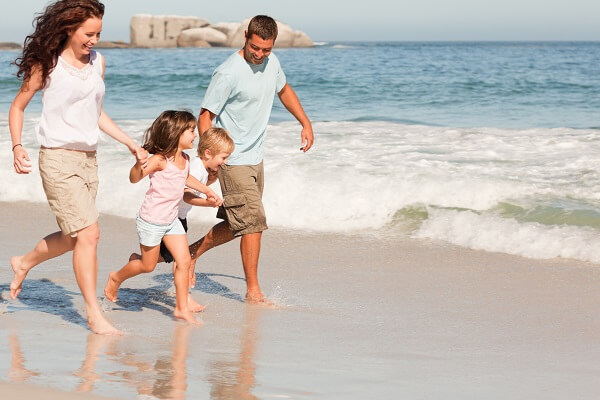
[138,154,189,225]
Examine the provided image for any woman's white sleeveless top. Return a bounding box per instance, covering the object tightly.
[37,50,105,151]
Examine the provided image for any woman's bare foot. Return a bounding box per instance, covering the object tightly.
[174,308,202,325]
[10,256,29,299]
[87,315,124,336]
[187,295,206,313]
[103,272,121,302]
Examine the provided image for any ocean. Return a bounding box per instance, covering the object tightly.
[1,41,600,263]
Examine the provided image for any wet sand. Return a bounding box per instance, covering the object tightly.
[1,202,600,399]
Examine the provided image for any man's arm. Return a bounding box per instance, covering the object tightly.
[198,108,216,136]
[278,83,314,152]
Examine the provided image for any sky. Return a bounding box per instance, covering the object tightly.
[1,0,599,43]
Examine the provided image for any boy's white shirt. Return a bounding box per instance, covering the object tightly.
[177,156,209,219]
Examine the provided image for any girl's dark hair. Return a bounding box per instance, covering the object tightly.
[143,110,197,157]
[14,0,105,87]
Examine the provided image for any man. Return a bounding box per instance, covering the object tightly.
[191,15,314,303]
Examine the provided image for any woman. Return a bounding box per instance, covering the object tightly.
[9,0,147,335]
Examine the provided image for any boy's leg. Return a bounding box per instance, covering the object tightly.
[162,235,200,324]
[104,244,160,302]
[10,231,76,299]
[188,221,234,288]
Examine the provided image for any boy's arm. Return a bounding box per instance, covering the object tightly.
[130,154,164,183]
[186,175,222,206]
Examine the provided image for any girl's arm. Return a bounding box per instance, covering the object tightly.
[130,154,165,184]
[186,175,223,206]
[183,190,219,208]
[9,67,43,174]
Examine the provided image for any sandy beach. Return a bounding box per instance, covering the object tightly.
[1,201,600,398]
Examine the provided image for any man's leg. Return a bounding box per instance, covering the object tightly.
[240,231,264,302]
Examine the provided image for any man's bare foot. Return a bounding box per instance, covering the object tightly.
[187,295,206,313]
[10,256,29,299]
[103,272,120,302]
[174,308,202,325]
[245,291,275,306]
[87,315,124,336]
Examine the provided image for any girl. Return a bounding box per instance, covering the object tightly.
[9,0,147,335]
[104,110,222,325]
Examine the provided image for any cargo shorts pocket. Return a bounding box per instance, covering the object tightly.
[222,192,249,232]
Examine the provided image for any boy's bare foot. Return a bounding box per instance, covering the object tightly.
[103,272,120,302]
[187,295,206,313]
[87,315,124,336]
[174,308,202,325]
[10,256,29,299]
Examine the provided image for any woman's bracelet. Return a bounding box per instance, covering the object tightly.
[12,144,22,151]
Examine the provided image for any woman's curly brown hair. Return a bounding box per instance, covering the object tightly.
[14,0,104,88]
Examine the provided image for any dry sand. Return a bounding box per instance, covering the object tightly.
[1,201,600,399]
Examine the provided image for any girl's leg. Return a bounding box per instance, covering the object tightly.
[71,223,122,335]
[104,244,160,303]
[10,231,76,299]
[162,234,200,324]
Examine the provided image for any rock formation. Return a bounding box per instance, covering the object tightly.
[131,15,313,48]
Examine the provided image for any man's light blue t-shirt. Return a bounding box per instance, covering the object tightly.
[201,52,287,166]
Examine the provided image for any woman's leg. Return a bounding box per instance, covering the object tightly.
[71,223,122,335]
[10,231,76,299]
[104,243,160,303]
[162,234,200,324]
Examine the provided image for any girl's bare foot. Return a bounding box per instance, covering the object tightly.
[174,308,202,325]
[187,295,206,313]
[103,272,120,302]
[10,256,29,299]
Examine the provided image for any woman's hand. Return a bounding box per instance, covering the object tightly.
[13,145,32,174]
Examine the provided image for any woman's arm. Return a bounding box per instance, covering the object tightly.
[98,56,148,164]
[9,68,43,174]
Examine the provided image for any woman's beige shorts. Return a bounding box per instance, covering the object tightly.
[39,148,99,236]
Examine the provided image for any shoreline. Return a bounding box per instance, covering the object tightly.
[2,201,600,398]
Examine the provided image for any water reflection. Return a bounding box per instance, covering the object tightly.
[5,305,264,399]
[209,305,262,400]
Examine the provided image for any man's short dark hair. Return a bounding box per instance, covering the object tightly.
[246,15,278,41]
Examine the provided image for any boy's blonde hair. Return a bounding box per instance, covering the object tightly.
[197,127,234,158]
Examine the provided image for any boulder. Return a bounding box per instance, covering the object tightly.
[0,42,21,50]
[177,27,228,48]
[130,15,313,48]
[95,41,130,49]
[226,19,313,48]
[130,14,210,48]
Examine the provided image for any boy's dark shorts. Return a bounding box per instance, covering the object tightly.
[160,218,188,263]
[216,162,268,237]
